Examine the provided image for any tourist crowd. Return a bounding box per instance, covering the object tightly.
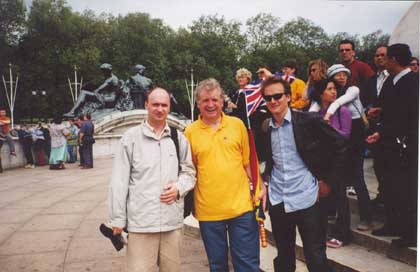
[0,40,418,272]
[0,112,95,172]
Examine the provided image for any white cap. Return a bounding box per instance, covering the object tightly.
[327,64,351,79]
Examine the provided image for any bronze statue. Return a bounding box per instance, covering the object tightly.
[127,64,153,109]
[64,63,120,118]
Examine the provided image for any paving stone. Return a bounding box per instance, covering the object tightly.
[0,224,20,244]
[0,208,42,224]
[42,200,100,214]
[0,230,73,255]
[64,258,125,272]
[0,191,34,205]
[0,251,65,272]
[20,214,85,232]
[65,237,124,263]
[73,219,106,240]
[87,202,108,219]
[5,193,71,209]
[65,191,107,202]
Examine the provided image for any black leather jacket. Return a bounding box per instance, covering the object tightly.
[262,110,348,187]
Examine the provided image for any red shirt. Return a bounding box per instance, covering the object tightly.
[345,59,375,88]
[0,116,11,134]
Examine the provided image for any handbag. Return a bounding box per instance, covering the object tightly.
[351,101,370,136]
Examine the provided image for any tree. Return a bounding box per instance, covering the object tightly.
[245,13,281,52]
[358,30,390,67]
[0,0,26,45]
[0,0,26,109]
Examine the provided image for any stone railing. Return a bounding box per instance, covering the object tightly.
[1,111,190,171]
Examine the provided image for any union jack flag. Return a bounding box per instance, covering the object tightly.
[242,83,265,117]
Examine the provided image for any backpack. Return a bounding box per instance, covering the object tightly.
[169,127,194,218]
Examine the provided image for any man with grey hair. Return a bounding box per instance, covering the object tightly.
[108,87,196,271]
[185,78,266,271]
[128,64,153,109]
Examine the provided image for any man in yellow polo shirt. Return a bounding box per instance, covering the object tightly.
[185,78,265,271]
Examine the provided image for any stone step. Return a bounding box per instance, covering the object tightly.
[263,214,416,272]
[327,213,417,267]
[345,195,416,266]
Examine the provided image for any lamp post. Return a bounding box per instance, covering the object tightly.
[68,65,82,105]
[1,63,19,129]
[31,90,47,121]
[185,68,197,122]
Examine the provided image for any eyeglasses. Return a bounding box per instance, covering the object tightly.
[410,62,419,66]
[263,93,285,102]
[339,49,351,52]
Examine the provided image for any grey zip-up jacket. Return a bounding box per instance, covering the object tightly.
[108,122,196,232]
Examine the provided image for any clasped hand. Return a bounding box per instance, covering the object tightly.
[160,183,179,205]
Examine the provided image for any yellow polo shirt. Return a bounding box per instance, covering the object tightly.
[184,113,253,221]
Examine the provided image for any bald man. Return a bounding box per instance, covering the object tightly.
[108,87,196,271]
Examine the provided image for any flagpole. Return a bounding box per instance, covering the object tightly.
[243,83,267,248]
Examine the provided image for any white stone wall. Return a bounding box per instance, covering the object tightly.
[0,139,26,169]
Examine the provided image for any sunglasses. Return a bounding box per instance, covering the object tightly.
[263,93,285,102]
[340,49,351,52]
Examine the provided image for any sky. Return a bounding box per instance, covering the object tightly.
[24,0,414,36]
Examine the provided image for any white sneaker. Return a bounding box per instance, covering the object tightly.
[30,164,35,169]
[24,164,31,169]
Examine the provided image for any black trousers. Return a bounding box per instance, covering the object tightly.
[347,119,372,222]
[82,143,93,168]
[382,143,417,241]
[22,138,34,165]
[78,144,84,165]
[371,144,386,199]
[320,178,351,243]
[269,202,332,272]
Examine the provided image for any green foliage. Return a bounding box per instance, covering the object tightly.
[0,4,391,120]
[0,0,26,45]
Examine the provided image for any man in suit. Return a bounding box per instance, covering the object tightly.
[367,44,418,248]
[366,45,390,206]
[261,76,347,271]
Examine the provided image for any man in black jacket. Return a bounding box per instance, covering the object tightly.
[261,76,347,272]
[367,43,418,248]
[365,45,390,206]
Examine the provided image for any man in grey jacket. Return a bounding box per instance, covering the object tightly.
[108,87,196,272]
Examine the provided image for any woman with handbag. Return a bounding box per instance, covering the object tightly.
[310,64,373,234]
[312,78,353,248]
[49,116,70,170]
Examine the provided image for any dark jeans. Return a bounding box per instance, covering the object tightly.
[199,211,260,272]
[4,135,15,153]
[81,143,93,168]
[321,178,351,242]
[67,145,77,163]
[22,138,34,165]
[348,119,372,222]
[269,202,332,272]
[33,139,47,166]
